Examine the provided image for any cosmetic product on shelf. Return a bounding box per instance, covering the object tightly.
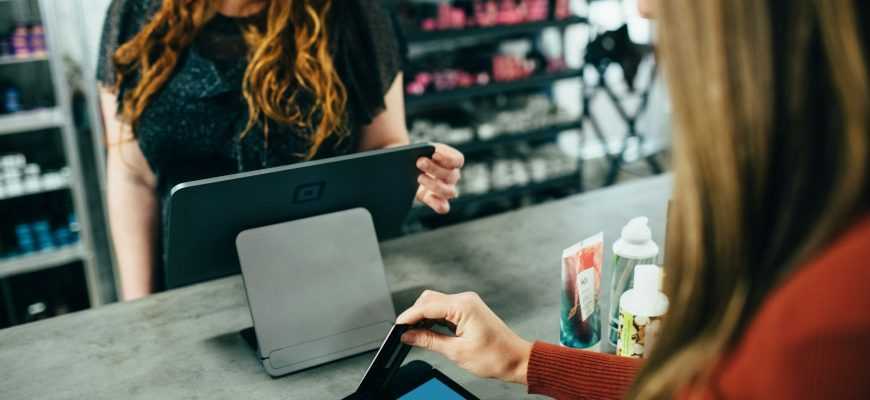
[460,163,491,195]
[0,153,71,200]
[478,100,575,139]
[68,213,80,241]
[32,220,55,251]
[28,24,46,56]
[0,153,77,259]
[10,24,29,58]
[1,215,79,260]
[0,154,26,169]
[3,176,24,198]
[411,120,475,146]
[406,59,541,95]
[491,159,529,189]
[526,144,579,178]
[2,84,23,114]
[15,224,35,254]
[453,144,579,198]
[406,0,560,33]
[2,23,45,58]
[526,0,549,21]
[492,54,536,82]
[23,302,49,323]
[53,226,74,247]
[473,0,498,27]
[405,40,564,96]
[409,95,576,146]
[555,0,571,20]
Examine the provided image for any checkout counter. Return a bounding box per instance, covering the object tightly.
[0,175,671,399]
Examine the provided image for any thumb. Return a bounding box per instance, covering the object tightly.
[401,329,458,358]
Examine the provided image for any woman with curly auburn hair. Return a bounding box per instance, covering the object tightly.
[97,0,464,301]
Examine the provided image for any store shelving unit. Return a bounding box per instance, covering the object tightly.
[0,53,48,66]
[405,68,583,113]
[394,1,587,225]
[453,119,581,155]
[0,0,105,326]
[0,245,85,280]
[0,182,69,201]
[403,15,587,43]
[0,107,65,135]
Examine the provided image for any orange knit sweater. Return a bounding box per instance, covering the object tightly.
[528,216,870,399]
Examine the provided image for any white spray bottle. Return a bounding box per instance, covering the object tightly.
[616,264,668,358]
[606,217,659,353]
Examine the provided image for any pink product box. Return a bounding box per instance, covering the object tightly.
[421,0,558,32]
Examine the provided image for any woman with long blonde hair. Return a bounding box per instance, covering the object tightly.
[98,0,464,301]
[397,0,870,398]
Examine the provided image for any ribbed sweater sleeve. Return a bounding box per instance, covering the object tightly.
[527,341,641,400]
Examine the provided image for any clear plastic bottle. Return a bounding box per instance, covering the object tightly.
[606,217,659,353]
[616,264,669,358]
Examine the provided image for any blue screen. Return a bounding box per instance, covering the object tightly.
[398,377,465,400]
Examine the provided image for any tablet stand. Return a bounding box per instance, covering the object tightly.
[235,208,397,377]
[240,326,258,351]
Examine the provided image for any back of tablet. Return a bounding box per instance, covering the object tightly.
[236,208,396,377]
[166,143,435,289]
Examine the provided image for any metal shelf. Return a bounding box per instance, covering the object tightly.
[0,0,109,312]
[0,54,49,66]
[0,245,85,279]
[0,183,69,201]
[404,16,587,44]
[455,119,581,154]
[0,108,65,135]
[405,69,582,113]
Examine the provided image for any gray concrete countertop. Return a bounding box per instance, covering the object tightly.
[0,175,672,400]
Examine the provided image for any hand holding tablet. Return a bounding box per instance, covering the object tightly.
[416,143,465,214]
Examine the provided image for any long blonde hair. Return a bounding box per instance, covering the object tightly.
[111,0,348,159]
[632,1,869,398]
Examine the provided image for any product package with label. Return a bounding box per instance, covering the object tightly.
[560,233,603,348]
[616,265,668,358]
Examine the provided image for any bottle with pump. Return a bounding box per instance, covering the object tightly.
[607,217,659,353]
[616,264,668,358]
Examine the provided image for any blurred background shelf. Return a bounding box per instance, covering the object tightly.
[0,108,65,135]
[0,183,69,201]
[0,245,84,279]
[403,15,587,44]
[0,0,111,329]
[454,119,581,155]
[0,53,49,66]
[405,69,582,112]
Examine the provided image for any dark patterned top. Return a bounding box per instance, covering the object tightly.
[97,0,401,281]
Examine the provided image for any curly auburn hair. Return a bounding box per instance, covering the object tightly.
[111,0,348,159]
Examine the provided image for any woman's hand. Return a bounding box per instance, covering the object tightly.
[637,0,655,18]
[417,144,464,214]
[396,290,533,385]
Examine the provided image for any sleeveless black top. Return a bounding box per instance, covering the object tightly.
[97,0,401,283]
